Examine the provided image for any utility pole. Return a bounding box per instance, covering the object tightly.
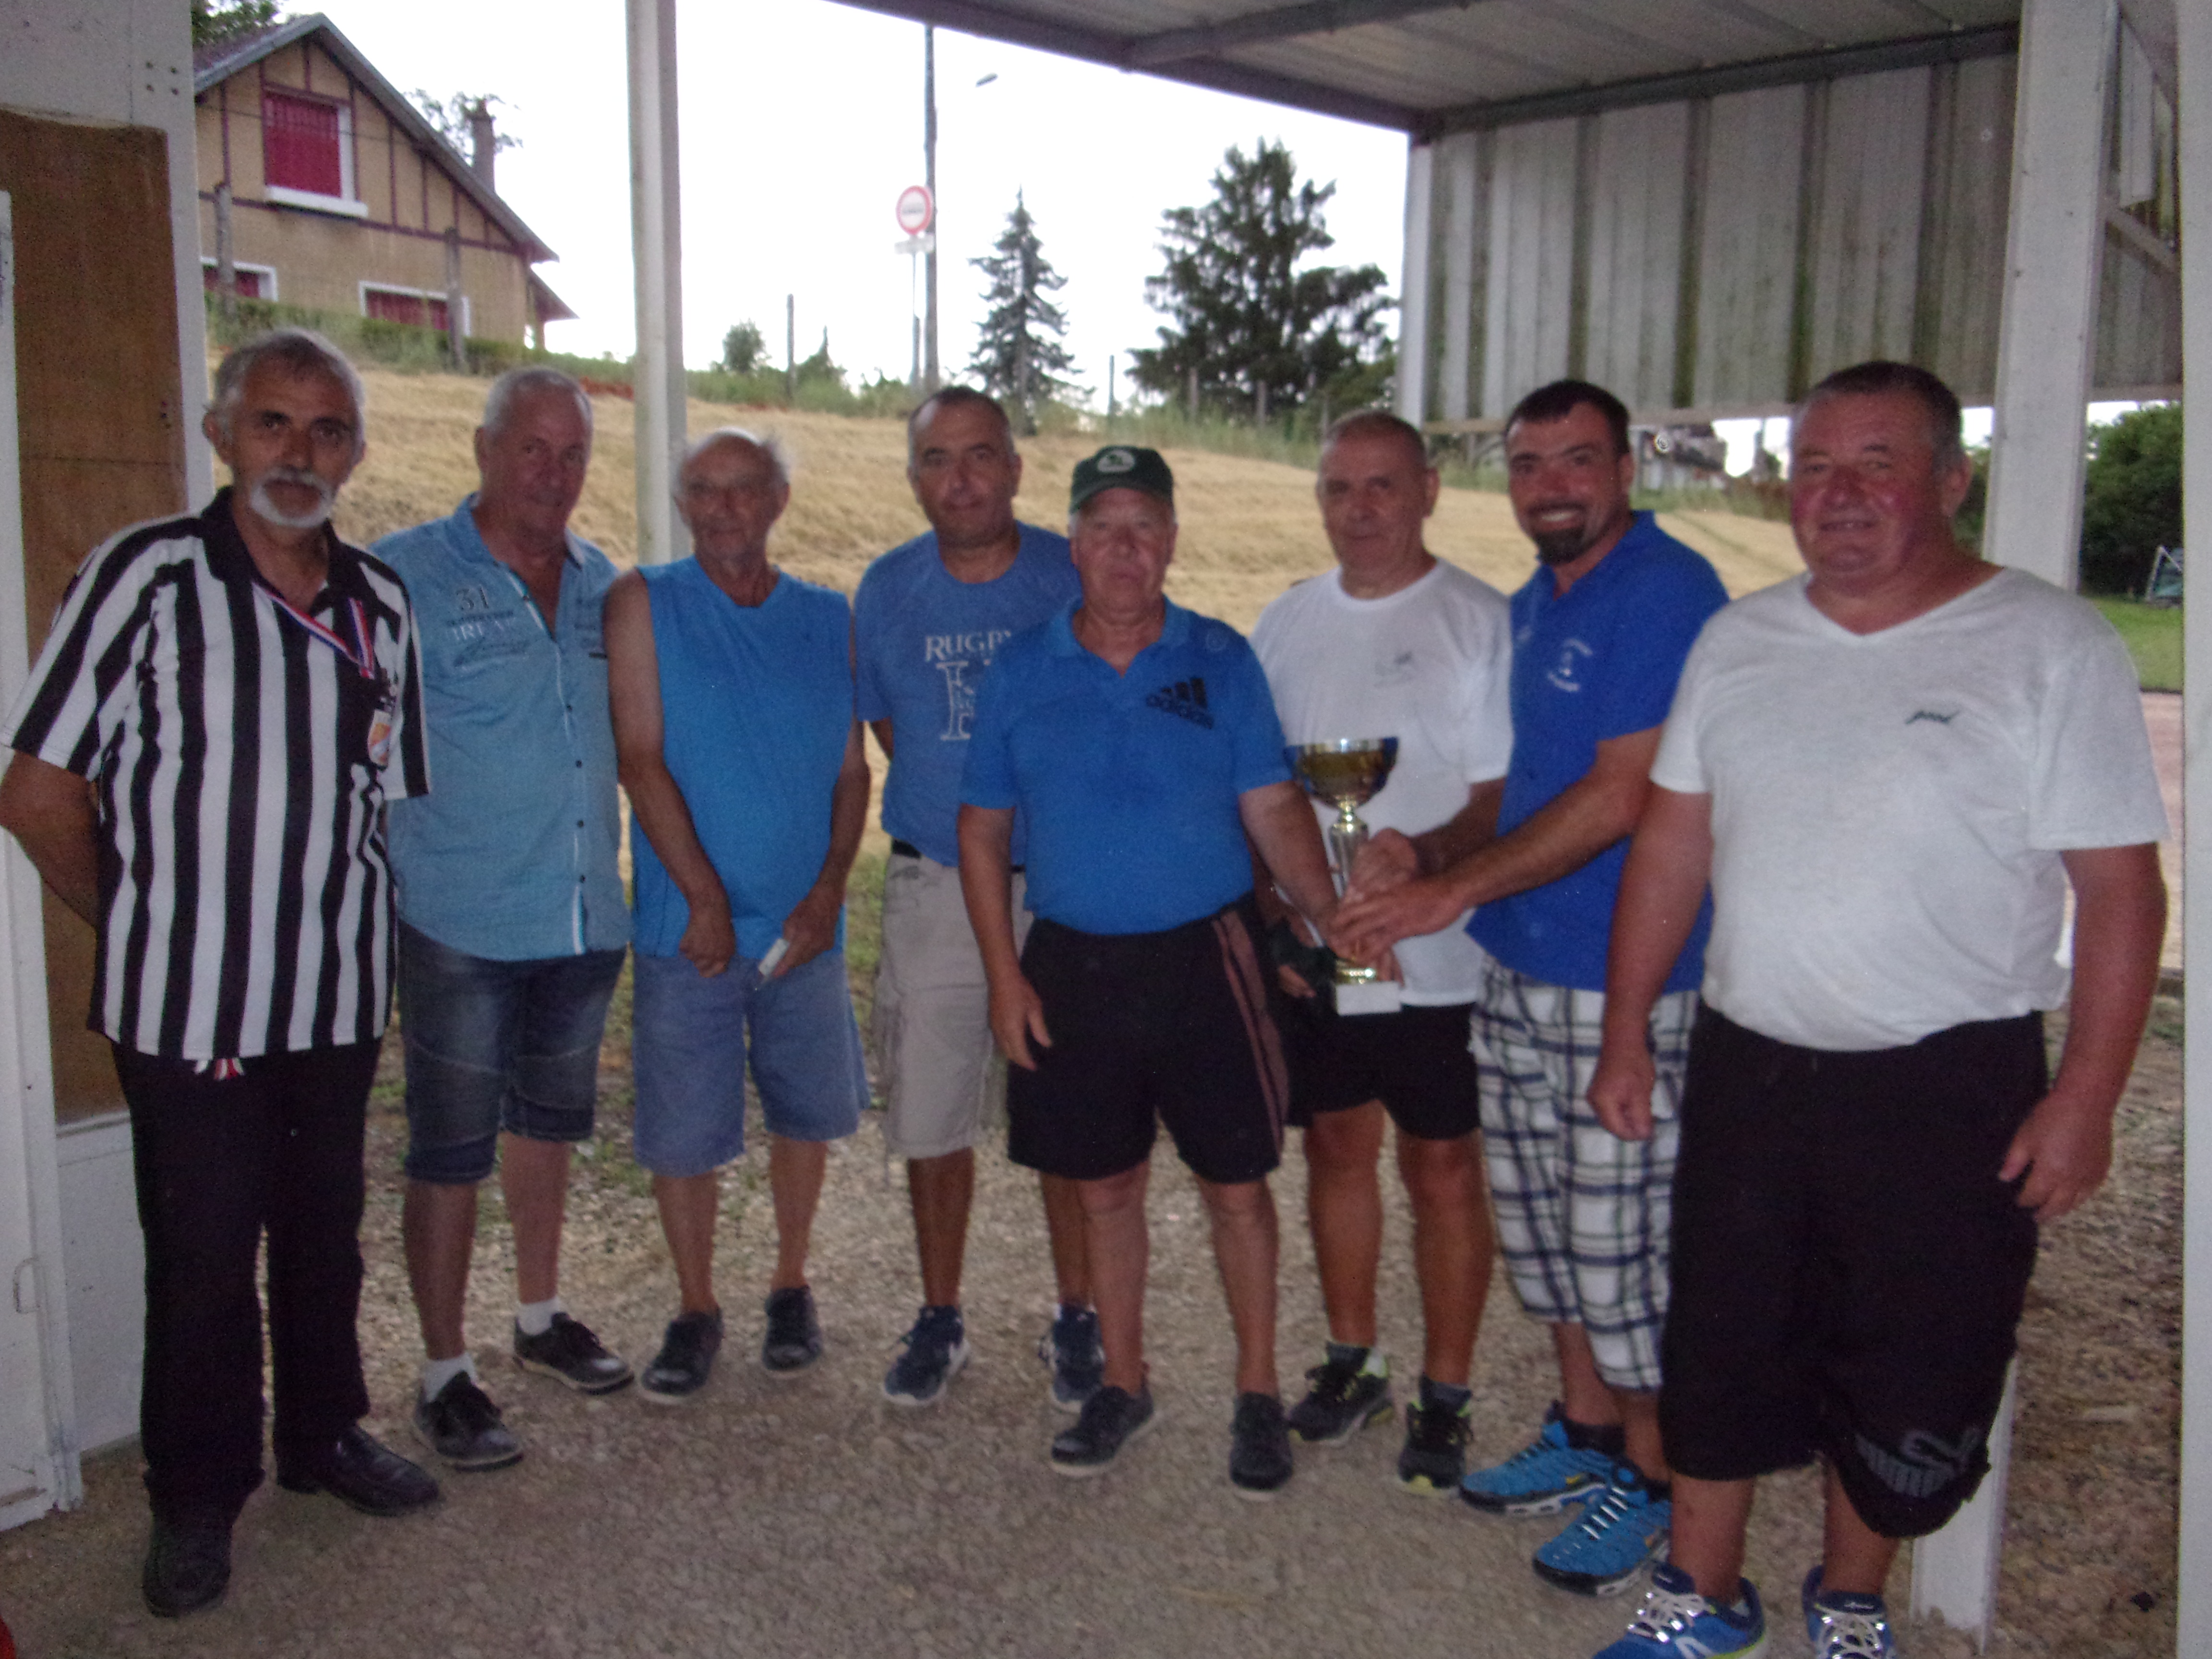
[786,293,796,404]
[923,24,939,391]
[213,180,238,329]
[1107,356,1116,421]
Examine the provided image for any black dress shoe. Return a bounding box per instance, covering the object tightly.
[144,1510,232,1617]
[276,1425,440,1515]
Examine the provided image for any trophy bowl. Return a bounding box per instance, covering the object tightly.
[1286,738,1402,1014]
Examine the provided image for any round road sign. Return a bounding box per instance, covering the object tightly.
[896,185,934,235]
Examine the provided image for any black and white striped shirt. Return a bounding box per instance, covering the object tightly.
[2,490,429,1060]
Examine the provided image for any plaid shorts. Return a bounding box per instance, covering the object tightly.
[1468,948,1696,1393]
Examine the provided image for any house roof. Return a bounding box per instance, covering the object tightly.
[194,12,558,265]
[527,270,577,325]
[826,0,2176,138]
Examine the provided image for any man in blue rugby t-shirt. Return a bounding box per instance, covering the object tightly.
[1337,380,1728,1599]
[855,388,1096,1411]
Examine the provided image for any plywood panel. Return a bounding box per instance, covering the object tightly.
[1914,55,2013,401]
[1804,67,1929,380]
[1693,84,1806,406]
[1585,101,1688,409]
[1439,131,1481,421]
[2095,234,2182,388]
[0,112,187,1121]
[1481,116,1577,415]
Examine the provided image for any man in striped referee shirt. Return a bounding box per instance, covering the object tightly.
[0,329,437,1618]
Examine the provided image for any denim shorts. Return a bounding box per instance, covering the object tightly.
[397,919,627,1185]
[631,945,871,1178]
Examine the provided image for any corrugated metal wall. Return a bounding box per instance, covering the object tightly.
[1415,48,2179,421]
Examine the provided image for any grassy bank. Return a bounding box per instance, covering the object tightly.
[2091,597,2181,692]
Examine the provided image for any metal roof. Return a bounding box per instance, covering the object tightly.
[194,12,559,265]
[827,1,2182,139]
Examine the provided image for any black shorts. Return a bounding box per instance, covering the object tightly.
[1007,899,1289,1186]
[1278,996,1480,1142]
[1659,1006,2046,1539]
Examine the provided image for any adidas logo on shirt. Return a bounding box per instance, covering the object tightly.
[1145,676,1214,728]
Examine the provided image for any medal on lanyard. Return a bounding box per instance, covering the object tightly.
[269,592,396,765]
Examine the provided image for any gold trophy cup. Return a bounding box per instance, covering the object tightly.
[1286,737,1403,1016]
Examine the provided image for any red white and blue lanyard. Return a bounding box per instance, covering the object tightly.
[267,590,378,682]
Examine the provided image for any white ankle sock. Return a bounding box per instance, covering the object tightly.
[421,1352,477,1399]
[516,1296,565,1337]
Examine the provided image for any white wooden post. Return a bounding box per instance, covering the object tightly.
[626,0,687,567]
[1396,140,1434,429]
[1979,0,2116,590]
[2175,0,2212,1647]
[1912,0,2116,1640]
[0,193,80,1530]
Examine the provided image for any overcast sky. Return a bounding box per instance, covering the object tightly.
[310,0,1411,397]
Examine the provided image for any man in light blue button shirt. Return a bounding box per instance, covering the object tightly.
[378,367,634,1472]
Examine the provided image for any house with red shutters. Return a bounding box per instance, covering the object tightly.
[194,12,573,345]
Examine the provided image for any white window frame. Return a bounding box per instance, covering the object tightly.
[197,258,278,301]
[262,96,365,219]
[358,281,470,337]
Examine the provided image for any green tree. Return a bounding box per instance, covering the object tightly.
[407,91,521,163]
[192,0,281,48]
[1130,140,1391,423]
[969,192,1078,435]
[720,321,766,375]
[2080,403,2182,595]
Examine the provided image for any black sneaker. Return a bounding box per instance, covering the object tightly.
[1286,1347,1393,1444]
[1050,1383,1157,1477]
[762,1285,823,1375]
[514,1312,633,1395]
[1229,1392,1294,1499]
[412,1372,523,1471]
[639,1310,723,1404]
[883,1305,969,1406]
[1038,1304,1105,1413]
[1396,1395,1473,1496]
[143,1511,232,1618]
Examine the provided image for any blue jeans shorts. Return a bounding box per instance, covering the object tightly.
[630,945,871,1178]
[397,919,627,1185]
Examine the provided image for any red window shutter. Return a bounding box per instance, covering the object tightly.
[365,289,426,326]
[204,267,266,298]
[427,297,449,332]
[264,93,343,196]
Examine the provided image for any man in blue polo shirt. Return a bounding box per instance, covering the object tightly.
[959,446,1344,1499]
[379,367,633,1474]
[854,387,1094,1411]
[1337,380,1727,1597]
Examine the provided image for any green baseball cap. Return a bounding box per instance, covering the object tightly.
[1070,445,1175,513]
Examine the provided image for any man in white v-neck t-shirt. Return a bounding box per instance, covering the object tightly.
[1585,361,2167,1659]
[1250,411,1513,1496]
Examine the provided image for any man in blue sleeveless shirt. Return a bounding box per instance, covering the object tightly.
[1338,382,1727,1597]
[855,388,1095,1411]
[605,429,873,1403]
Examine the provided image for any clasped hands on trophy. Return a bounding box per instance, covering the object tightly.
[1280,738,1420,1016]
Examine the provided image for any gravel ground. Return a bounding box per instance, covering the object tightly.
[0,960,2180,1658]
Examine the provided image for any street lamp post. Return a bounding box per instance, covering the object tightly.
[923,24,939,392]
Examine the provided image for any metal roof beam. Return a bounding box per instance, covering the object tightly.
[825,0,1420,127]
[1126,0,1484,69]
[1416,21,2017,138]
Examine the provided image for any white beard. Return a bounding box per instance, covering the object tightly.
[248,468,335,530]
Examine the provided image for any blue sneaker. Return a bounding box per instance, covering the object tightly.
[1533,1464,1672,1596]
[1802,1566,1897,1658]
[1039,1304,1105,1413]
[883,1305,969,1406]
[1595,1563,1767,1658]
[1460,1402,1622,1515]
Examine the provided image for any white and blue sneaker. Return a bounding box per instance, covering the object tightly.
[883,1304,969,1406]
[1802,1566,1898,1658]
[1461,1401,1623,1515]
[1594,1563,1767,1659]
[1533,1463,1672,1596]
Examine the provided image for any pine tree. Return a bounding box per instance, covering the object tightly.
[1130,140,1390,423]
[192,0,283,48]
[969,193,1078,435]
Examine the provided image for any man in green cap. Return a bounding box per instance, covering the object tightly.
[956,446,1345,1497]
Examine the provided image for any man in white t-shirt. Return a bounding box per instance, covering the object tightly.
[1250,411,1513,1495]
[1584,361,2167,1659]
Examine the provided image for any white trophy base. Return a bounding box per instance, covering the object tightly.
[1331,978,1404,1017]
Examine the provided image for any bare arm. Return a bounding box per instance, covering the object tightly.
[606,572,735,977]
[1336,725,1663,961]
[867,718,894,763]
[1239,779,1342,940]
[1346,776,1505,894]
[957,803,1049,1069]
[775,722,869,976]
[1998,842,2167,1221]
[1586,786,1713,1142]
[0,753,100,924]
